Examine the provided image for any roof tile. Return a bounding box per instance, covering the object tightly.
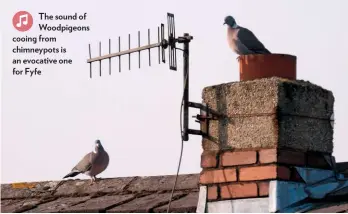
[127,174,199,193]
[68,194,135,212]
[107,192,185,213]
[308,202,348,213]
[24,196,90,213]
[154,192,199,213]
[1,198,44,213]
[56,177,134,197]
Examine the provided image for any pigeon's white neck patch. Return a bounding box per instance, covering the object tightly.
[93,146,98,153]
[231,23,238,28]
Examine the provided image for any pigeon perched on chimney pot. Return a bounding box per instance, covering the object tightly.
[224,16,271,55]
[63,139,109,184]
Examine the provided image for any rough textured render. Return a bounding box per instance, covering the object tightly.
[202,77,334,153]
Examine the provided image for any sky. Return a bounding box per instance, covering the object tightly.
[1,0,348,183]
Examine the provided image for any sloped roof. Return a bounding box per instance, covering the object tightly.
[307,202,348,213]
[1,174,199,213]
[2,171,348,213]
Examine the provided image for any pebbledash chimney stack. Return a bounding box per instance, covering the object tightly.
[196,54,337,212]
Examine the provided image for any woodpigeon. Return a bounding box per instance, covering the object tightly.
[224,16,271,55]
[63,139,109,183]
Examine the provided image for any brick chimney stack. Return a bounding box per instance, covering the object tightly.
[197,54,335,212]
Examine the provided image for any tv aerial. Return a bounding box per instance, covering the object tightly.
[87,13,220,141]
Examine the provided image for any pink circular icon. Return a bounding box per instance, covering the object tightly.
[12,11,33,32]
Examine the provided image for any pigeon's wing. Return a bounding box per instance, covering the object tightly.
[237,27,271,54]
[73,152,96,173]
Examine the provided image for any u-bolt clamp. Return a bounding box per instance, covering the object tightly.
[192,114,220,123]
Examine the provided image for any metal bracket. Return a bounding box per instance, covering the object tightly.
[182,102,222,140]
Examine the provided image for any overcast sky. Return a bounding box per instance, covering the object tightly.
[1,0,348,183]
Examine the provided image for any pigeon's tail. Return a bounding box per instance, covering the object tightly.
[263,48,271,54]
[63,170,81,179]
[255,48,271,54]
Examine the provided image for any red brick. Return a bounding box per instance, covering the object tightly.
[207,186,218,200]
[307,153,331,169]
[239,165,290,181]
[201,151,218,168]
[199,169,237,184]
[258,182,269,196]
[259,149,305,166]
[220,183,258,199]
[259,149,277,163]
[221,151,257,166]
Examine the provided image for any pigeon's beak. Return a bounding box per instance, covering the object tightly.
[223,22,226,25]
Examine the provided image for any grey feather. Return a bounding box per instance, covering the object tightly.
[73,152,94,172]
[237,27,270,54]
[63,170,80,178]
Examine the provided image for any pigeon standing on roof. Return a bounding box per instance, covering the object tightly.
[63,139,109,184]
[224,16,271,55]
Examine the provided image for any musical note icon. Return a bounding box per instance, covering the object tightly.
[16,14,28,27]
[13,11,33,32]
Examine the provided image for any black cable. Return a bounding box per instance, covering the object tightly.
[166,72,188,213]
